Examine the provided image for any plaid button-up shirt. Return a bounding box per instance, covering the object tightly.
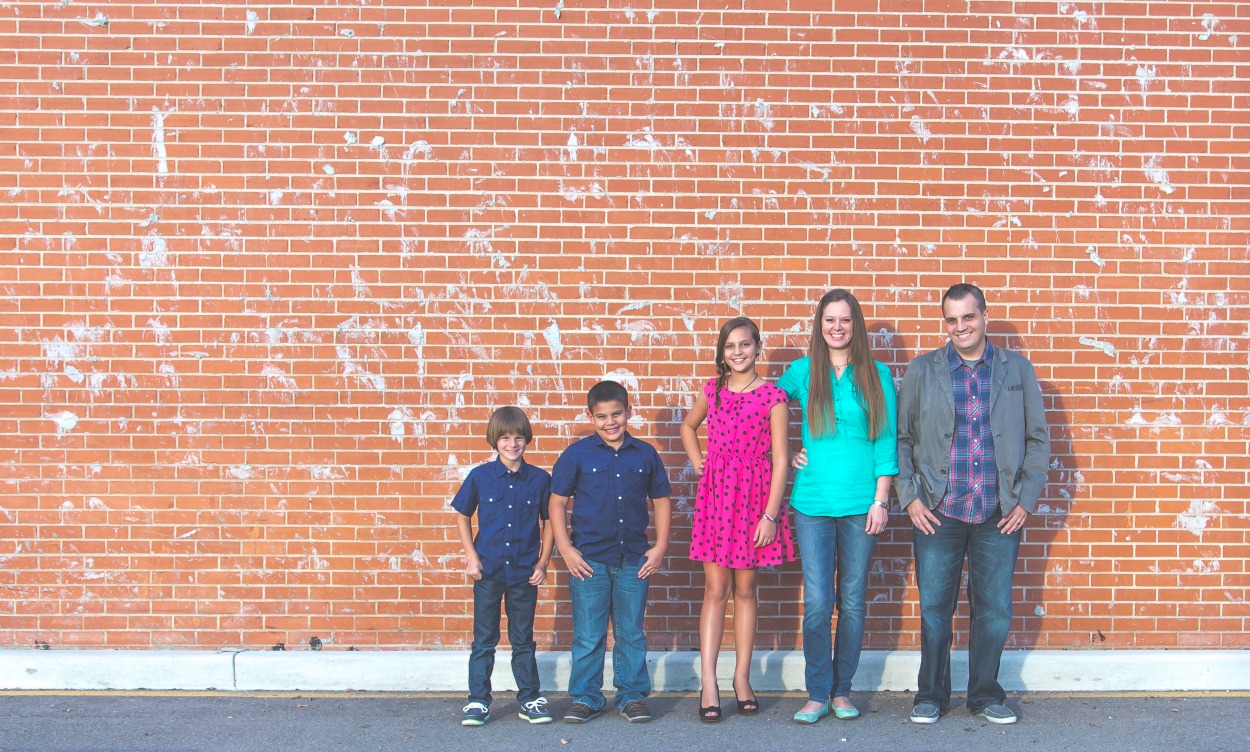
[938,341,998,523]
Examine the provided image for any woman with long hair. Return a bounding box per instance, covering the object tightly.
[777,289,898,723]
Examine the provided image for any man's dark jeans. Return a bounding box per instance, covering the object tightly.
[912,508,1020,713]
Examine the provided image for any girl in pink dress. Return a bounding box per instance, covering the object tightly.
[680,316,795,722]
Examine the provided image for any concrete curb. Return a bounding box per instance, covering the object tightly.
[2,649,1247,692]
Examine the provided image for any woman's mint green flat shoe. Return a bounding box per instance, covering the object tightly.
[833,704,860,720]
[792,702,830,724]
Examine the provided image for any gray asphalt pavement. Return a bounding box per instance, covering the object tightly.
[1,692,1245,752]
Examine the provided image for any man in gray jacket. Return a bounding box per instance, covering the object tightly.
[896,284,1049,726]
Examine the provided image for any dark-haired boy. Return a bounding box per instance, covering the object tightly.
[549,380,673,724]
[453,406,554,726]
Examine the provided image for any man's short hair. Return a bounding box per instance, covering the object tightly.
[485,405,532,447]
[942,283,987,313]
[586,380,629,411]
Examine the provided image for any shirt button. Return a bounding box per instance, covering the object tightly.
[507,523,512,527]
[618,496,623,500]
[616,473,621,477]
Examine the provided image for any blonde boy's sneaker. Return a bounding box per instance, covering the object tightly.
[461,702,490,726]
[519,697,554,724]
[974,703,1018,724]
[618,700,652,723]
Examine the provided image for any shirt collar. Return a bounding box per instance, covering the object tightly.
[489,457,527,476]
[590,430,636,451]
[946,339,994,371]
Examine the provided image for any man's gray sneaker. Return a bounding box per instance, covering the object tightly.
[974,703,1018,724]
[909,701,942,724]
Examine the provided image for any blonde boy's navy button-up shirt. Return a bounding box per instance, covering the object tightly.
[451,459,551,584]
[550,432,671,567]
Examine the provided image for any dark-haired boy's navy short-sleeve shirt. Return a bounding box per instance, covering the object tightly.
[451,459,551,585]
[550,432,672,567]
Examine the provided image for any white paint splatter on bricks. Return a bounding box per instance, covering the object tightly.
[1143,156,1174,194]
[1135,64,1156,95]
[625,128,662,150]
[1153,412,1181,426]
[147,318,171,344]
[1206,406,1232,426]
[81,11,109,27]
[1078,337,1116,358]
[260,363,296,391]
[407,322,425,374]
[463,226,513,268]
[388,408,411,442]
[228,464,253,480]
[1198,13,1219,42]
[48,411,79,434]
[553,0,564,20]
[150,108,168,174]
[565,132,579,161]
[404,140,432,161]
[336,346,387,392]
[343,131,358,145]
[139,233,168,268]
[1084,245,1105,268]
[909,116,932,143]
[350,266,372,298]
[310,466,347,481]
[1189,559,1220,574]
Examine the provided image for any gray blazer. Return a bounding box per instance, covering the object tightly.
[895,342,1050,515]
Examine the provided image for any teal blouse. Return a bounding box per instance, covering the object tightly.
[777,357,900,517]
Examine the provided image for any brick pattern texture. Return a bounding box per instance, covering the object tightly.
[1,1,1247,653]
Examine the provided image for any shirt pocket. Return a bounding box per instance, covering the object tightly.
[577,461,611,500]
[619,460,653,500]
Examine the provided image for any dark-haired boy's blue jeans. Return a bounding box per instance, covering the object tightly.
[467,577,540,707]
[912,508,1020,713]
[567,559,650,711]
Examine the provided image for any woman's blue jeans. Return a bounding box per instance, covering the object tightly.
[794,510,878,702]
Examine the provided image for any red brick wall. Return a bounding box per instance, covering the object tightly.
[1,1,1246,653]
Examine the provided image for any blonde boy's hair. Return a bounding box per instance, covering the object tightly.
[485,406,532,447]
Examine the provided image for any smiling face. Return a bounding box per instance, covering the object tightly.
[722,326,761,376]
[588,399,631,448]
[943,294,989,359]
[494,432,527,469]
[821,299,854,355]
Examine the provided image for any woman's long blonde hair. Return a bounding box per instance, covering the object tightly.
[806,288,887,440]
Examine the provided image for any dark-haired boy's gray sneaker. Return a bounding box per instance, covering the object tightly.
[909,701,941,724]
[563,701,602,724]
[618,700,652,723]
[974,703,1018,724]
[519,697,553,724]
[461,702,489,726]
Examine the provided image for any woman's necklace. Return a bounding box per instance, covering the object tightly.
[730,374,759,393]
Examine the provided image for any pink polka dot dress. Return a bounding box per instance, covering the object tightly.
[689,378,796,569]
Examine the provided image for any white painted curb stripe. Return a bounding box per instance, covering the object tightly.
[2,650,1247,692]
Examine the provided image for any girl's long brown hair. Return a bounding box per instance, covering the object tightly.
[713,316,761,406]
[806,288,887,439]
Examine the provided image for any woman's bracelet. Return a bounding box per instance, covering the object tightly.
[761,512,779,523]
